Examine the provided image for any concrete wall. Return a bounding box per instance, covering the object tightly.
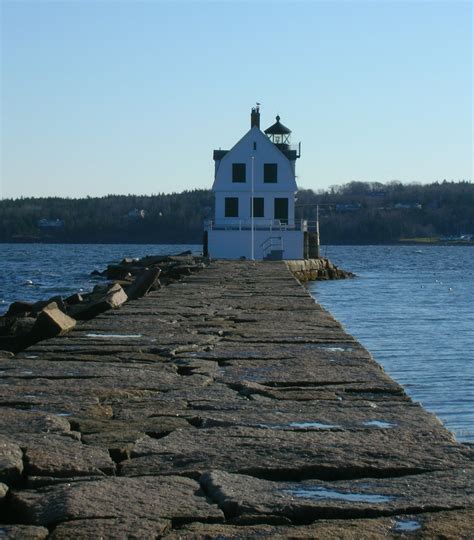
[208,229,304,260]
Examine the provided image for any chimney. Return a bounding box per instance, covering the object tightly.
[251,104,260,128]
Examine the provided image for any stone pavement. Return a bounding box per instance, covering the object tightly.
[0,261,472,538]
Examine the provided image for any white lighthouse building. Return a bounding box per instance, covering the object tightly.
[204,106,308,260]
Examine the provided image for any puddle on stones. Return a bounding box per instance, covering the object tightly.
[363,420,395,429]
[288,421,340,430]
[393,518,421,532]
[86,333,143,339]
[304,344,354,352]
[257,421,340,430]
[284,486,393,503]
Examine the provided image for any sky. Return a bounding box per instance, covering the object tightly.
[1,0,472,199]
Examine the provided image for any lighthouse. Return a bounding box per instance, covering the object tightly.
[204,105,308,260]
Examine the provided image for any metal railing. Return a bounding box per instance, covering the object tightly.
[204,219,318,232]
[261,236,283,258]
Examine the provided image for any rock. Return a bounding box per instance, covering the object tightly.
[65,293,83,306]
[5,301,34,318]
[31,296,67,317]
[8,318,37,338]
[122,425,470,479]
[31,303,76,339]
[21,434,115,479]
[163,508,474,539]
[0,437,23,484]
[106,265,133,281]
[0,350,14,358]
[10,476,224,526]
[0,482,8,500]
[200,469,474,522]
[71,284,128,321]
[0,525,49,539]
[0,409,71,436]
[50,517,170,539]
[126,267,161,300]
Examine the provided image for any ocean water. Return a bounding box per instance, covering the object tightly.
[0,243,201,313]
[308,245,473,443]
[0,243,472,443]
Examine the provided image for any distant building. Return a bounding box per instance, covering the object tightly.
[126,209,146,222]
[204,106,309,260]
[37,218,65,229]
[394,203,422,210]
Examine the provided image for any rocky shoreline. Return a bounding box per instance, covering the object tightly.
[0,252,208,354]
[0,256,352,355]
[0,259,472,538]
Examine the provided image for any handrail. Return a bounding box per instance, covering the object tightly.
[261,236,283,258]
[204,219,316,232]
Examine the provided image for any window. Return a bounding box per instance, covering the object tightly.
[232,163,246,183]
[225,197,239,217]
[252,197,264,218]
[264,163,278,183]
[274,198,288,222]
[253,142,257,150]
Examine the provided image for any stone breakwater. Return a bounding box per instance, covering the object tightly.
[286,257,355,282]
[0,261,472,538]
[0,252,207,354]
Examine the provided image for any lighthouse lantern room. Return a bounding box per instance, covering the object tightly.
[204,105,307,260]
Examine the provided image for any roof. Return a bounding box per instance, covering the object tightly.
[264,115,291,135]
[213,150,229,161]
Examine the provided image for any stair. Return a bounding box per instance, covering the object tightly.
[263,249,284,261]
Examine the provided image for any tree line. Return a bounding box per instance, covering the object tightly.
[0,181,472,245]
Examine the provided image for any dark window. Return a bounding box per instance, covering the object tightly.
[253,142,257,150]
[225,197,239,217]
[264,163,278,183]
[232,163,246,183]
[274,198,288,222]
[252,197,264,218]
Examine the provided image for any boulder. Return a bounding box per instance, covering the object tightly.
[31,296,67,316]
[0,436,24,484]
[71,284,128,321]
[126,267,161,300]
[65,293,83,306]
[32,303,76,339]
[106,265,133,281]
[5,301,34,318]
[10,476,224,526]
[0,525,49,539]
[50,517,170,539]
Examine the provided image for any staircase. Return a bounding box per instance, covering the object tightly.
[261,237,284,260]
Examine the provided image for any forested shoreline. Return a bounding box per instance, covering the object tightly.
[1,181,472,245]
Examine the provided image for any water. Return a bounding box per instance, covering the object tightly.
[283,486,393,503]
[0,243,201,312]
[308,245,474,443]
[1,243,472,443]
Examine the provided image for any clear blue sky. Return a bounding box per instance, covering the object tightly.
[1,0,472,199]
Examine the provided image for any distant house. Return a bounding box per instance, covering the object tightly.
[335,203,362,213]
[204,106,307,260]
[37,218,65,229]
[394,203,422,210]
[126,209,146,222]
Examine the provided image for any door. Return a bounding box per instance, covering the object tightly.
[274,198,288,224]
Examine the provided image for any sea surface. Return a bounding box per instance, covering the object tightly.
[309,245,473,444]
[0,243,472,443]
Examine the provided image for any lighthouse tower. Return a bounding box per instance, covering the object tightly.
[204,106,307,260]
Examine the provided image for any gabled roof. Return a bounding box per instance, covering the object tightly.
[264,115,291,135]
